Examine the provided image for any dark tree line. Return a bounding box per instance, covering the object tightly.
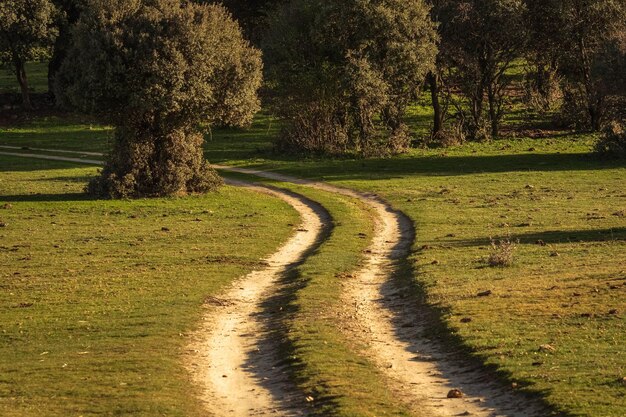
[1,0,624,198]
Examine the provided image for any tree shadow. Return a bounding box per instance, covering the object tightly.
[242,186,335,415]
[0,192,95,202]
[206,140,625,180]
[445,227,626,248]
[381,212,570,417]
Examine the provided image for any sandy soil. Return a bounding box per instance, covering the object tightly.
[185,180,328,417]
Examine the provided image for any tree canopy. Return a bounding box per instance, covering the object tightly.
[57,0,263,198]
[265,0,438,154]
[0,0,58,109]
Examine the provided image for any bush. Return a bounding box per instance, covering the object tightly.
[88,127,222,198]
[264,0,437,155]
[595,121,626,159]
[275,102,350,155]
[426,120,466,148]
[488,236,518,267]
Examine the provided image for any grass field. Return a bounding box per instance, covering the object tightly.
[206,129,626,416]
[1,105,625,416]
[0,155,299,416]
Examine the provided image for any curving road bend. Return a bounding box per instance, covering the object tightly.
[1,150,545,416]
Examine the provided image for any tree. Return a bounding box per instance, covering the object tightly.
[56,0,262,198]
[0,0,58,109]
[264,0,437,154]
[436,0,527,139]
[525,0,626,130]
[201,0,284,43]
[48,0,86,98]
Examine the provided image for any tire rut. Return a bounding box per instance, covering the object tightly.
[215,165,547,417]
[2,150,547,416]
[186,180,329,417]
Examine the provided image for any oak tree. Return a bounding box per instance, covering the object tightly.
[57,0,262,198]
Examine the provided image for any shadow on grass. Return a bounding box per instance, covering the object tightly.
[385,213,572,417]
[282,153,624,179]
[244,187,335,415]
[443,227,626,248]
[206,136,625,179]
[0,192,94,202]
[33,175,94,183]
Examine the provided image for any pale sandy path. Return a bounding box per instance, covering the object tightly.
[186,180,327,417]
[214,165,546,417]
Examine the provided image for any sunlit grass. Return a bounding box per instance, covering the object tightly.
[0,155,299,416]
[1,106,625,416]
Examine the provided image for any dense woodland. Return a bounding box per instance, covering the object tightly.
[0,0,625,197]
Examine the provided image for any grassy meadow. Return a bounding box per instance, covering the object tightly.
[1,68,625,416]
[204,117,626,416]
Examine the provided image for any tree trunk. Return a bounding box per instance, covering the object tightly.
[487,83,498,138]
[471,84,484,140]
[578,36,603,131]
[589,98,603,132]
[48,44,64,99]
[428,72,443,136]
[15,60,32,111]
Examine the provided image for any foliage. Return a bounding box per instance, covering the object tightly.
[264,0,437,155]
[525,0,626,130]
[435,0,527,140]
[86,126,222,199]
[47,0,87,96]
[56,0,262,198]
[0,0,58,109]
[595,121,626,158]
[201,0,284,43]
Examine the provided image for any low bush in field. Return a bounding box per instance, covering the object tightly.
[595,121,626,159]
[488,237,518,267]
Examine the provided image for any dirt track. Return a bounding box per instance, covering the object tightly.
[215,165,545,417]
[186,180,328,416]
[2,151,544,416]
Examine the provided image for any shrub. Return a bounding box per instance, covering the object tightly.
[488,236,518,267]
[595,121,626,159]
[264,0,437,155]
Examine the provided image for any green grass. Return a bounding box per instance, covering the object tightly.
[206,133,626,417]
[0,115,112,152]
[1,109,625,416]
[0,62,49,95]
[0,155,299,416]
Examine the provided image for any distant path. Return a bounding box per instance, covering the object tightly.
[0,145,104,156]
[0,150,103,165]
[2,150,545,416]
